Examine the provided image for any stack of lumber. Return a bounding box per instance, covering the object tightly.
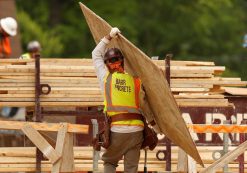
[153,60,247,107]
[0,146,245,172]
[0,58,246,107]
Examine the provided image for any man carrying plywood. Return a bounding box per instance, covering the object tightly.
[92,27,159,173]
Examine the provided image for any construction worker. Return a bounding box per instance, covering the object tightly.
[92,27,159,173]
[20,40,41,59]
[0,17,18,58]
[0,17,18,118]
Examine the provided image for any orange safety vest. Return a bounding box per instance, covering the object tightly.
[0,36,11,58]
[104,72,144,126]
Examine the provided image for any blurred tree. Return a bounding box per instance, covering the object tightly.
[17,10,63,57]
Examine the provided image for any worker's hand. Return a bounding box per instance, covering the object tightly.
[110,27,120,38]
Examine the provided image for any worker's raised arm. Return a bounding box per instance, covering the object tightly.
[91,27,120,91]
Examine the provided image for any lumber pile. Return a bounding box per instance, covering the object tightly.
[0,58,246,107]
[0,146,245,172]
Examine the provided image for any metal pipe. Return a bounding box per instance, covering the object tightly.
[238,119,247,173]
[91,119,100,172]
[34,53,42,173]
[164,54,172,171]
[223,120,229,173]
[144,149,147,173]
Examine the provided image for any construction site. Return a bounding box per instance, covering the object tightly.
[0,1,247,173]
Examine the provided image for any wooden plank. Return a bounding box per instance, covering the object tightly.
[220,77,241,81]
[177,148,188,172]
[21,124,60,164]
[0,101,103,107]
[0,161,244,172]
[0,121,88,134]
[52,123,67,173]
[171,73,213,78]
[171,88,209,92]
[171,84,213,88]
[223,87,247,96]
[0,93,99,98]
[0,82,100,87]
[170,66,225,72]
[0,97,103,102]
[176,99,228,103]
[60,131,75,172]
[200,140,247,173]
[177,101,229,107]
[174,94,224,99]
[0,146,246,158]
[0,156,244,165]
[153,60,215,66]
[171,79,247,86]
[54,123,75,172]
[0,72,34,76]
[0,87,100,91]
[79,2,203,166]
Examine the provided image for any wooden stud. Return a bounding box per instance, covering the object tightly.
[200,140,247,173]
[0,120,88,134]
[21,124,60,164]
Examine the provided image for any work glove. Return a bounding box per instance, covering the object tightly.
[110,27,120,38]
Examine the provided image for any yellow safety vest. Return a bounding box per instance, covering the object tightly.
[20,53,31,59]
[104,72,144,126]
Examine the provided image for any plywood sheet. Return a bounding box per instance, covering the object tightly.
[79,2,203,166]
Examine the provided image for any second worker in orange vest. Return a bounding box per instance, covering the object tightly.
[92,27,160,173]
[0,17,18,58]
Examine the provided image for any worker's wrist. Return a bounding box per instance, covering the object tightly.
[102,35,111,44]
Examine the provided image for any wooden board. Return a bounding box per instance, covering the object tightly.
[0,120,88,134]
[21,124,60,164]
[200,140,247,173]
[223,87,247,96]
[79,2,203,166]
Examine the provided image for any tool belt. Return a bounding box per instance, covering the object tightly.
[141,116,158,151]
[92,113,158,151]
[92,114,110,151]
[111,113,158,150]
[111,113,143,122]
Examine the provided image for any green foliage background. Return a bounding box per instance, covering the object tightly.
[16,0,247,79]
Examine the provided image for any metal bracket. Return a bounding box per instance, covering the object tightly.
[156,149,168,161]
[40,84,51,95]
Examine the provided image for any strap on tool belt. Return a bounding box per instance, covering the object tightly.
[111,113,143,122]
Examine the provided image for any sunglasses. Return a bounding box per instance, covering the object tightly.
[105,57,122,64]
